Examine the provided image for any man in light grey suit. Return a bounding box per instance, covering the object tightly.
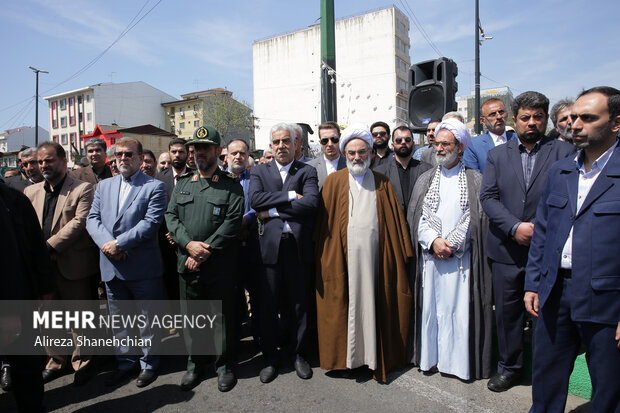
[87,137,167,389]
[308,121,346,189]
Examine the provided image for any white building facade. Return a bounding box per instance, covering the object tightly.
[253,6,411,150]
[44,81,175,159]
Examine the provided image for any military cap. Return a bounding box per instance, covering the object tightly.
[186,125,221,146]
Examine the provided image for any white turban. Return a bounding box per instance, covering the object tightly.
[339,124,373,152]
[435,118,472,150]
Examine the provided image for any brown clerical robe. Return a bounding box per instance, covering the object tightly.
[315,168,413,382]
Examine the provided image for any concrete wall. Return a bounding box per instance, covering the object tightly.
[253,6,410,150]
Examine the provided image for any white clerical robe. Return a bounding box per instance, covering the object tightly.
[417,164,471,380]
[346,171,379,370]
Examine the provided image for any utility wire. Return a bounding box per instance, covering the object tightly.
[398,0,443,57]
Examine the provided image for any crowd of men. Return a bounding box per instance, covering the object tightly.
[1,86,619,413]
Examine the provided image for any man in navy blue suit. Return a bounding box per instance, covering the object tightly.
[87,137,167,388]
[480,91,575,392]
[525,87,620,412]
[249,123,319,384]
[464,98,517,173]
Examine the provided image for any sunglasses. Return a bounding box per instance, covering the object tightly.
[320,137,340,145]
[394,137,412,144]
[372,131,388,138]
[115,151,134,158]
[219,155,227,161]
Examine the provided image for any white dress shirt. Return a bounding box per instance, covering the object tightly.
[325,155,341,176]
[118,170,139,213]
[489,131,508,147]
[560,141,617,269]
[268,160,296,234]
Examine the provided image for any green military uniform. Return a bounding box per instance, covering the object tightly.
[165,126,244,376]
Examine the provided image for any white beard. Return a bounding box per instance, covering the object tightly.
[347,158,371,176]
[435,147,459,166]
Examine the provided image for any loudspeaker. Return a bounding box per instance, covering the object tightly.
[408,57,458,133]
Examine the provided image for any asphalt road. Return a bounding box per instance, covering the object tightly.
[0,337,590,413]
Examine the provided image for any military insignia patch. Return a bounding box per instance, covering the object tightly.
[196,126,209,138]
[192,174,198,181]
[213,207,221,216]
[212,174,219,182]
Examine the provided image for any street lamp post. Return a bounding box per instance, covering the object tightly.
[28,66,49,146]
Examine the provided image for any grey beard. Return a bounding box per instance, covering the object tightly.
[347,158,370,176]
[229,164,246,175]
[435,147,459,166]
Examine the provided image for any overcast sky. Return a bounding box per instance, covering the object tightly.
[2,0,619,132]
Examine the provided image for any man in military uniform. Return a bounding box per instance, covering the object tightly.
[165,126,244,392]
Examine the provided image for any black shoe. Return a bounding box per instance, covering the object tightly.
[217,370,237,392]
[180,371,202,391]
[136,369,158,388]
[1,366,11,391]
[293,358,312,380]
[259,365,278,383]
[487,373,521,392]
[73,367,94,387]
[42,368,65,384]
[104,368,137,387]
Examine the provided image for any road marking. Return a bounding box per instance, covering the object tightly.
[391,373,496,413]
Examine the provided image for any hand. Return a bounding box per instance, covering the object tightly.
[256,210,270,220]
[296,193,303,199]
[616,321,620,349]
[185,241,210,260]
[165,232,176,246]
[524,291,539,317]
[185,256,201,272]
[432,237,454,259]
[109,252,127,261]
[513,222,534,246]
[102,240,120,256]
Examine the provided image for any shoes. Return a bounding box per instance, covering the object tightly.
[180,371,203,391]
[73,367,94,386]
[293,358,313,380]
[487,373,522,392]
[136,369,158,388]
[259,365,278,383]
[42,368,65,384]
[104,368,137,387]
[217,370,237,392]
[0,366,11,391]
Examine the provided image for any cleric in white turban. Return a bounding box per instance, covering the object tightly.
[315,121,414,382]
[406,115,493,381]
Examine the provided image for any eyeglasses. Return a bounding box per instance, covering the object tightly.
[484,110,506,119]
[346,149,369,157]
[271,138,292,146]
[432,141,457,148]
[371,131,387,138]
[115,151,134,158]
[320,137,340,145]
[394,137,412,144]
[219,155,227,161]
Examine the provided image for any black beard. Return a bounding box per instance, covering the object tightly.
[518,129,544,143]
[172,159,186,169]
[395,146,413,158]
[373,140,388,150]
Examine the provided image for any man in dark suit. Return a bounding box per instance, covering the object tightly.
[370,121,393,169]
[249,123,319,383]
[5,147,44,192]
[308,121,346,189]
[464,98,518,173]
[480,91,576,392]
[524,87,620,413]
[87,137,167,388]
[156,138,190,202]
[375,124,432,216]
[70,138,113,186]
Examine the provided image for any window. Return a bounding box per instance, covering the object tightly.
[86,112,92,121]
[61,134,68,145]
[193,104,199,111]
[398,20,407,33]
[86,94,91,103]
[60,117,67,128]
[171,126,175,134]
[59,99,66,110]
[52,135,59,143]
[70,133,77,149]
[77,95,83,104]
[396,37,408,53]
[398,77,408,93]
[51,101,58,128]
[194,120,199,127]
[69,97,75,126]
[179,122,185,129]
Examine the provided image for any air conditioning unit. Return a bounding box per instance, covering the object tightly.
[177,128,181,132]
[171,121,175,126]
[180,112,185,117]
[166,112,170,115]
[193,111,197,115]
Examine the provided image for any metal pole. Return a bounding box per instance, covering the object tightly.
[474,0,481,134]
[320,0,337,123]
[29,66,49,146]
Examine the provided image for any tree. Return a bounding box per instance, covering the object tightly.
[202,94,253,146]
